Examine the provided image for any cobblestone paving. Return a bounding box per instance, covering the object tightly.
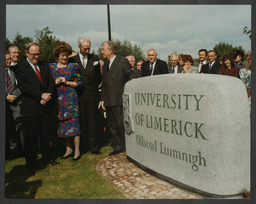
[95,152,205,199]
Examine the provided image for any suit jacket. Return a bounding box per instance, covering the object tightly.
[141,59,168,77]
[168,65,183,73]
[5,65,22,119]
[15,59,56,116]
[241,60,249,69]
[5,66,22,98]
[200,61,221,74]
[69,53,101,97]
[101,55,135,106]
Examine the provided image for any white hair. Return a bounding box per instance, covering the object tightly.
[78,37,91,47]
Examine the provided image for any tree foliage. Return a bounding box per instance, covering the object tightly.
[6,27,59,62]
[97,39,145,62]
[34,27,60,62]
[213,42,245,59]
[6,32,33,60]
[243,26,251,40]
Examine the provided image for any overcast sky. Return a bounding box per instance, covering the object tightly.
[6,4,251,61]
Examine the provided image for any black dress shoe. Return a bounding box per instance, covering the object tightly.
[49,160,60,165]
[72,155,81,161]
[91,150,102,155]
[61,152,73,159]
[109,150,123,156]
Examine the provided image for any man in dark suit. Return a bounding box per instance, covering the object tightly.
[69,37,102,155]
[200,50,221,74]
[141,49,168,77]
[15,42,58,171]
[168,53,183,74]
[101,41,135,156]
[197,49,208,72]
[233,50,244,69]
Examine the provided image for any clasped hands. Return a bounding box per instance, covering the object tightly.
[55,77,67,85]
[40,93,52,105]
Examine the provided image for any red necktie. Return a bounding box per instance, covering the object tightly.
[34,64,42,84]
[201,62,204,70]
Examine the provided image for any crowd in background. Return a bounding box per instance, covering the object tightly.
[5,38,251,172]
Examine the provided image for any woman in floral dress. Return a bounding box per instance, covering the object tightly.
[239,56,251,113]
[49,41,83,161]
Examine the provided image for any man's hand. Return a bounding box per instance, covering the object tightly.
[41,93,52,102]
[6,95,17,103]
[40,99,46,105]
[101,101,106,111]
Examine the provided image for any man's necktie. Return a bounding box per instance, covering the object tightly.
[208,62,212,70]
[172,66,175,72]
[34,64,42,84]
[6,69,13,94]
[82,57,87,68]
[106,60,110,73]
[150,63,153,71]
[200,62,204,70]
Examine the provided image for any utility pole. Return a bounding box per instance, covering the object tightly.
[107,4,111,41]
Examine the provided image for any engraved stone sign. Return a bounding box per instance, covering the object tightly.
[123,74,250,197]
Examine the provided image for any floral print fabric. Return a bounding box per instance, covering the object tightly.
[239,68,251,112]
[49,63,83,137]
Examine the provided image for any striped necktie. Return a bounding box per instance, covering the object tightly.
[6,69,14,94]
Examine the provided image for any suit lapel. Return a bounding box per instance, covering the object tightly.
[25,60,43,86]
[152,60,158,75]
[107,56,119,78]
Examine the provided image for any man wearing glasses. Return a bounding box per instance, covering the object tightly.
[15,42,59,171]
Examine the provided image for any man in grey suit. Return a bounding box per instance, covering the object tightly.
[168,53,183,73]
[5,51,22,159]
[101,41,135,156]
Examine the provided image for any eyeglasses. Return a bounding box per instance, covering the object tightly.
[28,52,40,56]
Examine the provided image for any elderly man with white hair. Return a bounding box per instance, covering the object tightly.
[69,37,102,155]
[168,53,184,74]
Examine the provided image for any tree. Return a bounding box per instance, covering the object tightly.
[97,39,145,62]
[213,42,245,60]
[243,26,251,40]
[6,27,60,62]
[6,32,33,60]
[34,27,60,62]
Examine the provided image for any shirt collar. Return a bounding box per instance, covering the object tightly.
[79,53,88,60]
[109,55,116,63]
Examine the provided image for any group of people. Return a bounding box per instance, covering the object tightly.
[126,48,251,111]
[5,37,251,172]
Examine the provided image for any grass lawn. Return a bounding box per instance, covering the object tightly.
[5,145,127,199]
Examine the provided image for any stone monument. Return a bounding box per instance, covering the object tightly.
[123,74,250,197]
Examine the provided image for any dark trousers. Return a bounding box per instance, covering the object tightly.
[79,94,100,153]
[22,112,53,167]
[5,104,16,159]
[106,106,125,152]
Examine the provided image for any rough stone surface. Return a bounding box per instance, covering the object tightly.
[96,152,206,199]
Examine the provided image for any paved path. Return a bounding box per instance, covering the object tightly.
[96,152,205,199]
